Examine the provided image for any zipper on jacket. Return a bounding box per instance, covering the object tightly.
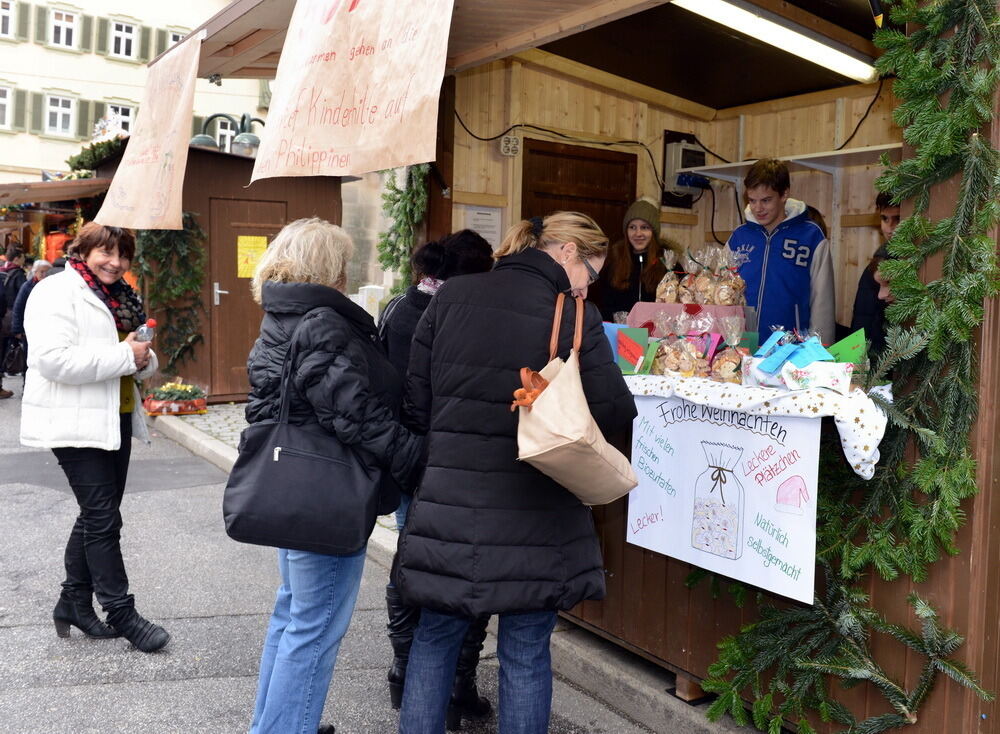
[273,446,281,461]
[756,229,774,321]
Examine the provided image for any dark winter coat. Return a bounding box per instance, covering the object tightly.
[378,284,432,376]
[11,277,38,336]
[595,248,660,322]
[245,281,422,514]
[394,247,637,617]
[850,267,887,357]
[0,262,25,321]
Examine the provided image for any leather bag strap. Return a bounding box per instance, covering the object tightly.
[547,293,585,361]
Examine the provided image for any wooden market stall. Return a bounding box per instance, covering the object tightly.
[175,1,1000,730]
[96,146,341,402]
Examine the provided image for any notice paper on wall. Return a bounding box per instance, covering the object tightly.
[237,236,269,278]
[461,205,502,249]
[626,394,820,604]
[252,0,456,181]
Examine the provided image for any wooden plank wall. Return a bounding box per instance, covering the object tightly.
[452,58,901,326]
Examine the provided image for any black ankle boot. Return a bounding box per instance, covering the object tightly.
[386,584,421,709]
[109,608,170,653]
[53,596,119,639]
[445,616,492,731]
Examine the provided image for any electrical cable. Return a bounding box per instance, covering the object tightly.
[689,136,731,164]
[708,184,726,246]
[835,77,885,150]
[455,111,667,191]
[733,186,744,225]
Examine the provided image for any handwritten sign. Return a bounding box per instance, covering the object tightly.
[626,394,820,603]
[95,34,201,230]
[237,235,269,278]
[252,0,456,182]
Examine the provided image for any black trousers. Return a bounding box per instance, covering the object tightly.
[53,414,135,622]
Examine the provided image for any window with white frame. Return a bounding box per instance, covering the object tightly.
[217,117,235,152]
[110,21,136,58]
[46,94,73,136]
[0,2,15,38]
[108,103,132,132]
[170,31,185,45]
[0,87,10,129]
[50,10,76,48]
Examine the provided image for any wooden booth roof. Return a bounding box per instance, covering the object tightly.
[0,178,112,206]
[173,0,883,109]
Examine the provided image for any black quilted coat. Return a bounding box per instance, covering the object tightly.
[246,281,421,513]
[394,247,637,617]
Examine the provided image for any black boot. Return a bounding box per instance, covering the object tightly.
[109,608,170,653]
[445,616,492,731]
[386,584,421,709]
[53,595,119,639]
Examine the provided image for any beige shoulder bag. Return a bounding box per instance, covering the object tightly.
[511,293,638,505]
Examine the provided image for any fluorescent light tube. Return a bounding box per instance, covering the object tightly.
[672,0,878,83]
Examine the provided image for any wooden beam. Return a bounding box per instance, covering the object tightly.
[452,191,508,208]
[841,213,880,228]
[661,211,698,226]
[448,0,668,73]
[746,0,879,60]
[513,49,716,122]
[715,81,884,120]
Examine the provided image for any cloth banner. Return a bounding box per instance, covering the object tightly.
[627,395,820,604]
[252,0,455,182]
[95,35,201,230]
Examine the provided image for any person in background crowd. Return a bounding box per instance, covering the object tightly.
[727,158,836,343]
[595,198,667,322]
[245,218,422,734]
[378,229,494,728]
[11,259,52,369]
[49,257,67,276]
[805,205,829,239]
[19,224,169,652]
[0,246,26,397]
[851,193,901,358]
[394,211,636,734]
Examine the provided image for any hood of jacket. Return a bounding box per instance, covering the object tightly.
[743,197,808,229]
[260,280,377,338]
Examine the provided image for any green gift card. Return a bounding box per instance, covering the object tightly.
[828,329,868,364]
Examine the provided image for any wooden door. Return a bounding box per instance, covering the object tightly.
[521,138,637,245]
[209,198,287,399]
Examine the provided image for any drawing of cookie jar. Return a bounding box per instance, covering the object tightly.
[691,442,745,560]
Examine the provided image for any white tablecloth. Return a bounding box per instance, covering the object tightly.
[624,375,889,479]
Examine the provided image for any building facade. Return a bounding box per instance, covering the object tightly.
[0,0,266,183]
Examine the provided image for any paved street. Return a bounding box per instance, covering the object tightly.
[0,376,688,734]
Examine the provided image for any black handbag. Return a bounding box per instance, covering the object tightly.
[3,339,26,376]
[223,313,381,555]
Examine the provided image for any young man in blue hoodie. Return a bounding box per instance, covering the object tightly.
[727,158,836,344]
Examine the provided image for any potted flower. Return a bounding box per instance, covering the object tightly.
[144,380,208,416]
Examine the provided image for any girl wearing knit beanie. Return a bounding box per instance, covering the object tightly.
[595,197,667,321]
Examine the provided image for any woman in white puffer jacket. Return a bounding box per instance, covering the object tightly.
[20,223,170,653]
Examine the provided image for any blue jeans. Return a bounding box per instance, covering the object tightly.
[399,608,557,734]
[249,547,366,734]
[395,493,412,532]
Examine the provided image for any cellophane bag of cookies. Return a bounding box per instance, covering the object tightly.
[655,250,679,303]
[711,315,747,383]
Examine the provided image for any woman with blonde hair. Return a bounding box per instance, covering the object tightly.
[394,211,636,733]
[244,217,421,734]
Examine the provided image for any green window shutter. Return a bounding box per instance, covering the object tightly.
[191,114,204,137]
[95,17,108,54]
[79,14,93,52]
[258,79,271,110]
[76,99,93,140]
[137,25,151,61]
[155,28,167,57]
[12,89,26,131]
[33,4,46,43]
[15,2,29,41]
[92,101,105,125]
[28,91,42,134]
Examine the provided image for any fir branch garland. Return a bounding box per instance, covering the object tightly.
[377,164,429,293]
[704,1,1000,730]
[133,212,207,375]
